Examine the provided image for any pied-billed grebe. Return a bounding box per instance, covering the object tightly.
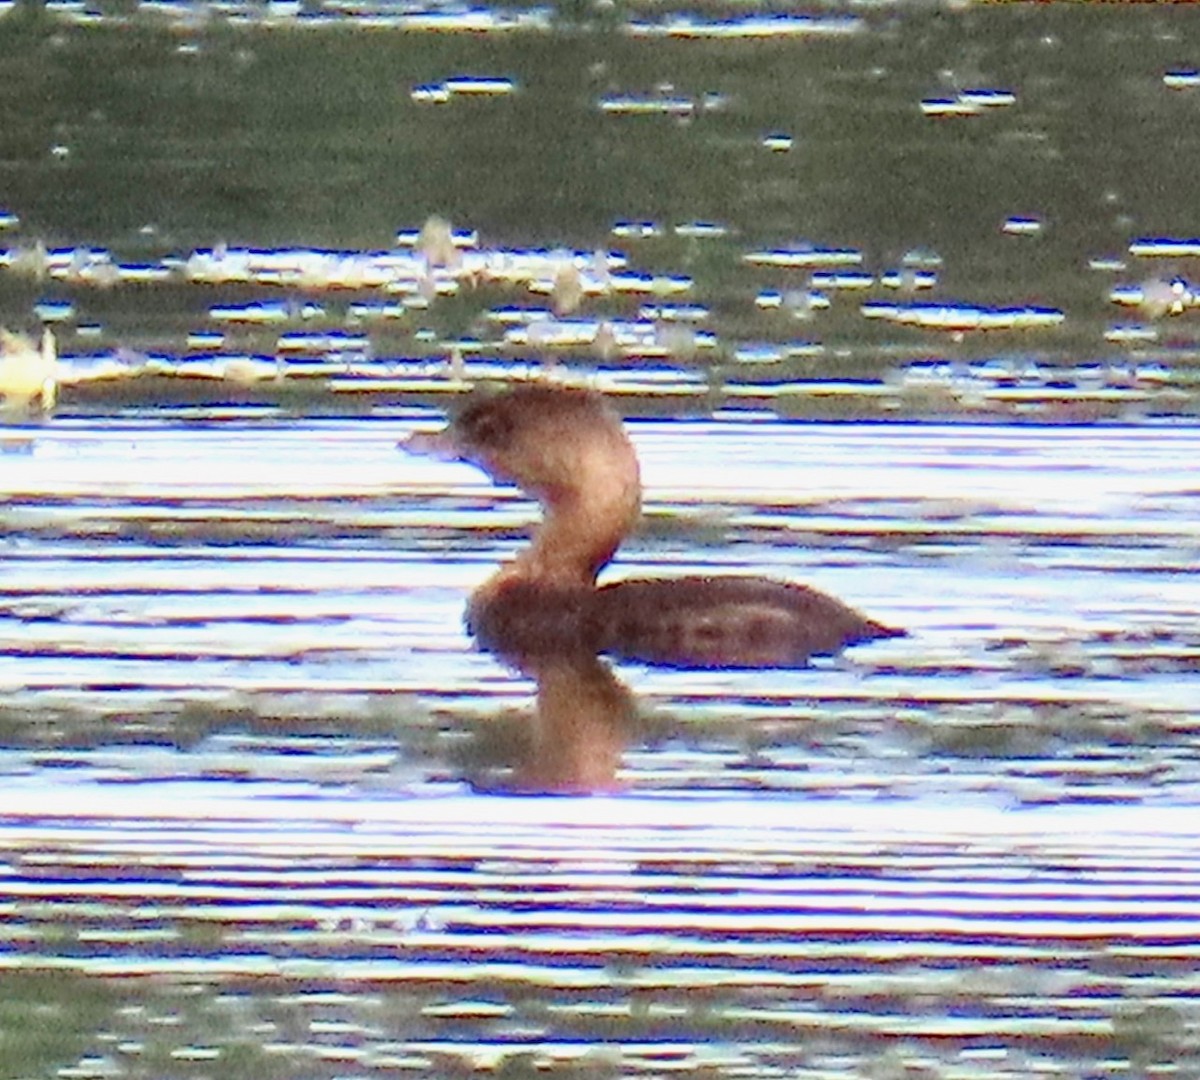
[408,383,903,668]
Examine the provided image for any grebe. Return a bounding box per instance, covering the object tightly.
[409,383,903,668]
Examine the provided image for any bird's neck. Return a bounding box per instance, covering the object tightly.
[499,446,641,588]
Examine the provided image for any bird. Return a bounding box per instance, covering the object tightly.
[0,327,58,419]
[406,382,903,669]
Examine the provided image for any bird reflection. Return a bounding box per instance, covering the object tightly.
[503,649,635,795]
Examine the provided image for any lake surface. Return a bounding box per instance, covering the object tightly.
[3,417,1200,1075]
[1,0,1199,1075]
[2,0,1200,418]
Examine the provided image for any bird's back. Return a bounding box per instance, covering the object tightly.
[594,575,903,668]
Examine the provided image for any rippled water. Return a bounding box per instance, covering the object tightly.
[4,1,1200,421]
[3,416,1199,1075]
[2,0,1200,1074]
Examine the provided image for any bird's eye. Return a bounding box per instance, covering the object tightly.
[458,401,513,448]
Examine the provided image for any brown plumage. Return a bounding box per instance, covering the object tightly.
[408,382,903,669]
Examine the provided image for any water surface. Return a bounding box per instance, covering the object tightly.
[2,417,1199,1075]
[1,0,1199,1074]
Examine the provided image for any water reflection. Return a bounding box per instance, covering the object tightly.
[481,635,635,793]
